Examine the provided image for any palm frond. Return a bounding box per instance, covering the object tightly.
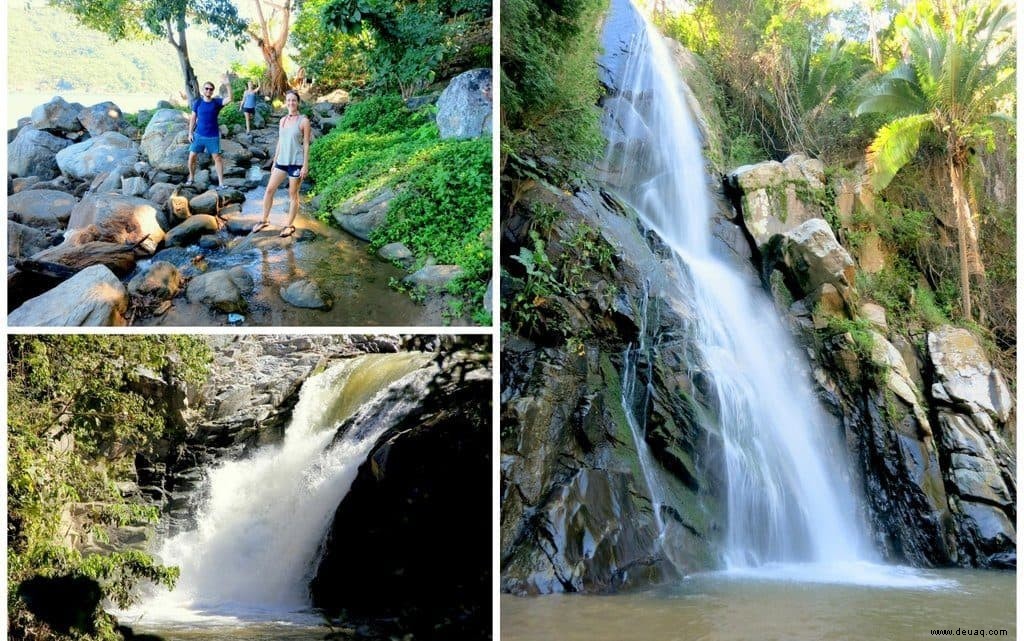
[865,113,934,191]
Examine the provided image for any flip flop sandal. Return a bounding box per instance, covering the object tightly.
[252,221,270,233]
[279,225,296,238]
[184,180,194,187]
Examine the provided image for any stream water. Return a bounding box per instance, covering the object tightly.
[502,569,1015,641]
[116,353,432,636]
[133,186,444,327]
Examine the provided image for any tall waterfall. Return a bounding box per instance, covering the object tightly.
[127,352,432,623]
[602,0,870,569]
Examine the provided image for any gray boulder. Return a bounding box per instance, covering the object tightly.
[164,214,219,247]
[31,96,84,134]
[8,220,53,259]
[121,176,149,198]
[128,261,183,299]
[8,127,73,179]
[781,218,856,299]
[56,132,140,181]
[436,68,492,140]
[333,186,394,241]
[141,109,191,174]
[8,189,77,228]
[8,264,128,326]
[65,194,165,254]
[186,266,252,313]
[78,102,124,137]
[281,279,333,310]
[727,154,827,248]
[403,265,464,289]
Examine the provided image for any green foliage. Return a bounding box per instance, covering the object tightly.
[309,96,492,319]
[218,102,245,128]
[292,0,372,90]
[8,336,211,637]
[502,0,606,183]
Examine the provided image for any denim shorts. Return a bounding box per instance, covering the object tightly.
[275,163,302,179]
[190,135,221,154]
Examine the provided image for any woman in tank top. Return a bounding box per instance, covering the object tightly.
[253,90,311,237]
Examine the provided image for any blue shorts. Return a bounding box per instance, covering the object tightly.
[243,107,256,115]
[190,135,221,154]
[275,163,302,179]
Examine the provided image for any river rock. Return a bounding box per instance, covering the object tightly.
[12,176,42,193]
[31,96,84,134]
[378,242,413,263]
[128,261,183,299]
[31,240,140,275]
[91,167,133,195]
[164,215,219,247]
[280,279,333,310]
[146,183,177,209]
[189,191,221,216]
[185,266,252,313]
[56,132,140,181]
[140,109,190,174]
[8,264,128,326]
[8,189,77,228]
[927,326,1013,422]
[781,218,855,299]
[8,127,73,179]
[77,102,124,137]
[66,194,165,254]
[436,68,492,139]
[403,265,464,289]
[8,220,53,259]
[121,176,149,198]
[333,186,395,240]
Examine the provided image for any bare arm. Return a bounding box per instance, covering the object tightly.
[188,111,197,142]
[300,117,311,179]
[221,75,234,107]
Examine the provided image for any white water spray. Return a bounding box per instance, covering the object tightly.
[123,352,432,624]
[601,0,937,582]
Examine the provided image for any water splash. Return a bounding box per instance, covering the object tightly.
[121,352,432,624]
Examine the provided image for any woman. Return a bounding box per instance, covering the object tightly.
[254,90,311,237]
[241,81,259,133]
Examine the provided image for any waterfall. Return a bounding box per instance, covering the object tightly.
[125,352,432,623]
[602,0,870,569]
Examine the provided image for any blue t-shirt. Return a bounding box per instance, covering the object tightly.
[192,97,224,138]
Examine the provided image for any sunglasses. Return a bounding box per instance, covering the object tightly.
[203,87,214,92]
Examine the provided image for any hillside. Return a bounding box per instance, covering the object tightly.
[7,0,263,95]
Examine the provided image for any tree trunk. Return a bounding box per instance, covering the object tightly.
[252,0,291,99]
[167,15,200,103]
[948,151,984,321]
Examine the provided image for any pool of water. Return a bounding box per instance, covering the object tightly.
[134,185,447,327]
[501,568,1015,641]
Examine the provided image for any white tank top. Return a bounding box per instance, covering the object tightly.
[278,114,306,165]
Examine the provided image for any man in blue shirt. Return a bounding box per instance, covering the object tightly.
[186,80,234,189]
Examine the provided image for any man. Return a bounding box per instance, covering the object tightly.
[186,80,233,189]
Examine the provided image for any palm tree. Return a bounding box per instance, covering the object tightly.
[855,0,1015,320]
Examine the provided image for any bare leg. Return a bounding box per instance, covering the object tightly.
[280,176,302,237]
[212,154,225,187]
[259,167,288,228]
[245,112,252,132]
[187,152,197,182]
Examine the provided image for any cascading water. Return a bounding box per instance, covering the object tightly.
[122,352,432,624]
[602,0,954,588]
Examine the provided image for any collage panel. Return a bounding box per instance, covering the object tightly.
[500,0,1016,639]
[7,0,494,328]
[7,333,492,640]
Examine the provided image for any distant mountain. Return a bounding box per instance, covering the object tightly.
[7,1,263,95]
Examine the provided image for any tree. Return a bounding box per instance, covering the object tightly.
[250,0,292,98]
[49,0,247,102]
[855,0,1015,320]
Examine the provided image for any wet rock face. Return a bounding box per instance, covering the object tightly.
[311,349,492,639]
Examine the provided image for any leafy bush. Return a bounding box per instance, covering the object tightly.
[338,93,434,134]
[218,102,245,129]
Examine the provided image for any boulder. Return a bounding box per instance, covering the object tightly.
[436,68,492,140]
[189,191,220,216]
[56,132,140,181]
[8,264,128,326]
[12,176,42,193]
[91,167,133,195]
[185,266,252,313]
[781,218,855,299]
[140,109,190,174]
[333,186,394,241]
[164,214,219,247]
[145,183,178,209]
[727,155,827,248]
[30,241,140,275]
[402,265,464,289]
[77,102,124,137]
[8,189,77,228]
[31,96,84,134]
[8,221,53,259]
[128,261,183,299]
[928,326,1013,422]
[280,279,333,310]
[66,194,165,254]
[121,176,149,198]
[378,242,413,263]
[8,127,73,179]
